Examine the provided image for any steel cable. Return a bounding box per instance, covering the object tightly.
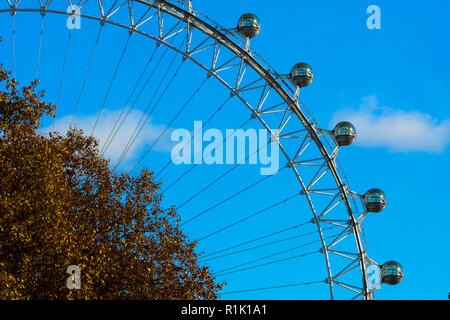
[130,75,210,173]
[91,33,132,135]
[114,59,185,169]
[198,193,299,242]
[71,25,104,125]
[219,280,324,295]
[160,116,253,195]
[154,94,233,179]
[201,226,337,263]
[176,136,274,212]
[53,29,72,127]
[212,233,339,277]
[114,37,187,169]
[35,14,45,80]
[181,167,286,226]
[100,44,160,155]
[101,42,172,157]
[213,249,320,277]
[199,219,313,260]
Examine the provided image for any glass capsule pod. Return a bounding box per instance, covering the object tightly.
[363,188,387,212]
[381,261,404,285]
[333,121,357,146]
[290,62,314,88]
[237,13,261,39]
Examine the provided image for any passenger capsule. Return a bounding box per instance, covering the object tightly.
[380,261,404,285]
[333,121,356,146]
[363,188,387,212]
[237,13,261,39]
[290,63,314,88]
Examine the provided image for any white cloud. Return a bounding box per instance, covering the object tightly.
[41,109,174,167]
[330,96,450,153]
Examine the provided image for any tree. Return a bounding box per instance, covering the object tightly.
[0,64,224,299]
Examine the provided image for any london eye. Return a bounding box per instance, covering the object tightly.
[0,0,404,300]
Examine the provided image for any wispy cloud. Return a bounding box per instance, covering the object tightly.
[41,109,174,166]
[330,96,450,153]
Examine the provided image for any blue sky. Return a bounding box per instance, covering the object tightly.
[0,0,449,300]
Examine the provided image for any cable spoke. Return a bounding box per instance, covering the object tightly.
[201,226,337,263]
[130,74,210,173]
[219,280,324,295]
[213,249,320,277]
[198,193,299,242]
[114,38,187,169]
[11,13,15,79]
[154,94,232,179]
[71,24,103,125]
[53,29,72,126]
[91,33,132,135]
[100,43,160,155]
[181,167,285,226]
[200,219,313,260]
[176,137,274,212]
[160,116,253,195]
[35,13,45,80]
[114,59,185,169]
[212,233,338,277]
[102,35,179,157]
[212,240,325,276]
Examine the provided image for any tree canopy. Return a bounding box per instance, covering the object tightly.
[0,64,223,299]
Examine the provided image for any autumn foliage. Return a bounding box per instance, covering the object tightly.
[0,64,223,299]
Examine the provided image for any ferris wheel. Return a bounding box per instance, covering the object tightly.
[0,0,404,300]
